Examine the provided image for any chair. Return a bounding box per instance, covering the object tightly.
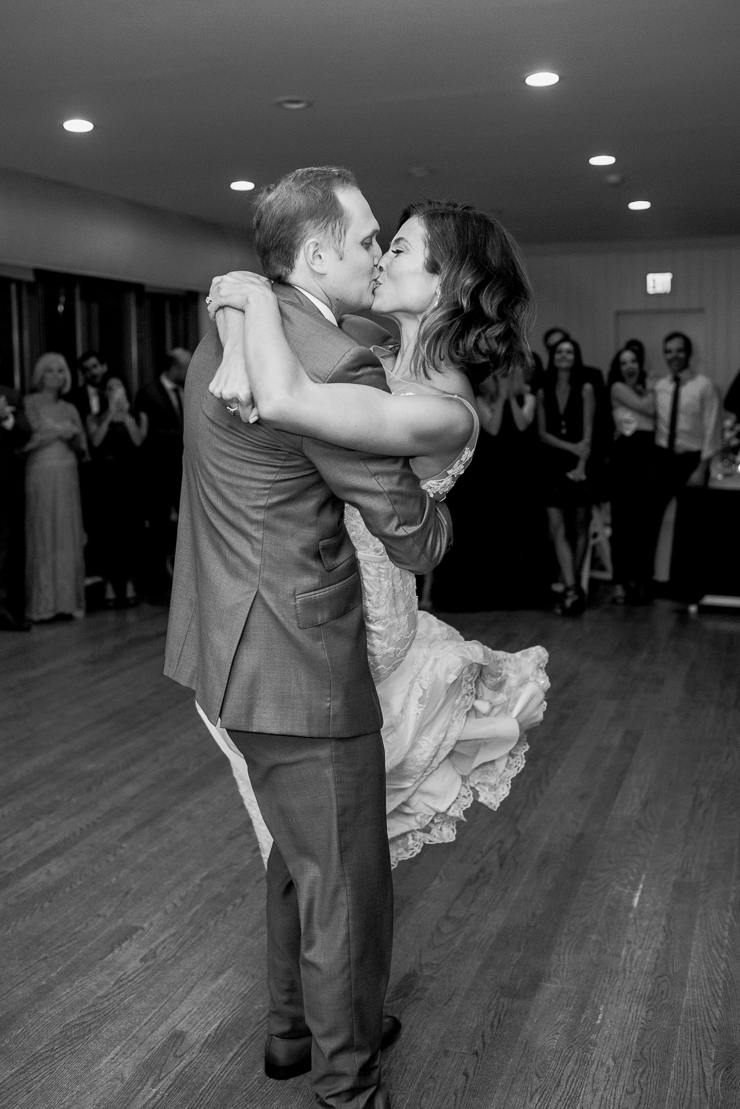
[580,504,613,593]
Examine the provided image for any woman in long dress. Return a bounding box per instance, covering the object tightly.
[432,365,550,611]
[207,200,549,866]
[24,353,87,622]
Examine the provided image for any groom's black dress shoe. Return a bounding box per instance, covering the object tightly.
[264,1015,402,1080]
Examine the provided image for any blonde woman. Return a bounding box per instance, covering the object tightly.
[24,353,87,621]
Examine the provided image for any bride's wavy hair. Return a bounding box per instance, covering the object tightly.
[399,200,533,385]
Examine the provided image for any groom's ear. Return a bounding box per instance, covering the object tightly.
[303,236,330,276]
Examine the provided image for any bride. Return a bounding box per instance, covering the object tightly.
[205,198,549,867]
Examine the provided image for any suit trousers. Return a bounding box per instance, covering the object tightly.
[229,728,393,1109]
[609,431,660,589]
[651,448,702,586]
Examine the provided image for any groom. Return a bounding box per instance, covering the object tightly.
[165,166,452,1108]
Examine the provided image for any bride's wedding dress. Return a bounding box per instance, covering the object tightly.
[200,353,549,867]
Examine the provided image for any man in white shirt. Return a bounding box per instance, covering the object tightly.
[653,331,722,593]
[654,332,722,489]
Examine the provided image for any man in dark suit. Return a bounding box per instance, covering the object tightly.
[69,349,109,421]
[135,347,191,596]
[165,167,452,1108]
[69,350,111,578]
[0,382,31,629]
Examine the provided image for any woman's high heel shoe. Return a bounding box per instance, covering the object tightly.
[555,585,586,617]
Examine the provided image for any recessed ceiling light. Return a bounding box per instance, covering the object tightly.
[525,72,559,87]
[628,200,651,210]
[63,118,94,133]
[230,180,255,191]
[275,96,312,110]
[408,167,433,178]
[589,155,616,166]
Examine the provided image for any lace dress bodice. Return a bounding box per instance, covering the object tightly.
[345,351,479,682]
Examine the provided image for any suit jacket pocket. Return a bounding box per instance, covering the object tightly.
[318,527,355,572]
[295,571,363,629]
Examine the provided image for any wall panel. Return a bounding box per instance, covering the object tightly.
[0,167,257,294]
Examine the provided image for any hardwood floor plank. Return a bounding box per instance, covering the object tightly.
[1,600,738,1109]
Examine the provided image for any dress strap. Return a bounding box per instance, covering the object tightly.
[442,393,480,455]
[418,395,480,500]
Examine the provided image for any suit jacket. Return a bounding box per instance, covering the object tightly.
[165,283,452,737]
[135,378,184,460]
[69,382,106,423]
[0,384,31,473]
[0,385,30,454]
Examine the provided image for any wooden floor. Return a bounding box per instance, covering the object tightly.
[1,597,739,1109]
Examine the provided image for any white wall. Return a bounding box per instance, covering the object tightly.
[523,237,740,393]
[0,166,257,292]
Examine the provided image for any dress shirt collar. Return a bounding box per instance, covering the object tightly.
[291,285,338,327]
[666,367,695,384]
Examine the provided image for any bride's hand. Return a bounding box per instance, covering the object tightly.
[207,271,273,318]
[209,347,256,413]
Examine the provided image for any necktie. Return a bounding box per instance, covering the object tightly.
[170,384,183,427]
[667,374,681,453]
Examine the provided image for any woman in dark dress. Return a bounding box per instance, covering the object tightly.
[537,338,595,615]
[607,346,658,604]
[86,377,147,606]
[431,364,549,611]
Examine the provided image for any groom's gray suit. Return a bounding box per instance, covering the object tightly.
[165,283,452,1107]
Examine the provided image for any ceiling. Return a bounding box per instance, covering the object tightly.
[2,0,739,247]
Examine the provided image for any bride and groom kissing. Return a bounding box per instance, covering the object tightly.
[165,165,548,1108]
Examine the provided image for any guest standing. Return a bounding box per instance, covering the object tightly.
[134,347,191,598]
[24,353,87,622]
[69,349,109,422]
[652,332,722,594]
[724,366,740,422]
[433,366,548,610]
[537,338,595,615]
[69,350,109,579]
[543,327,608,499]
[607,346,658,604]
[86,377,147,607]
[0,382,32,630]
[653,333,722,503]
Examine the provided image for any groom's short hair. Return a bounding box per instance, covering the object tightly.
[253,166,359,281]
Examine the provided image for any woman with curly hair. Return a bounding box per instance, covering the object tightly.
[23,352,88,621]
[205,197,549,866]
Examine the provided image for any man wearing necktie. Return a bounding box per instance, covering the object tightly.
[135,347,191,597]
[651,331,722,589]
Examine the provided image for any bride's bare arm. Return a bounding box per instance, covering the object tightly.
[208,271,473,458]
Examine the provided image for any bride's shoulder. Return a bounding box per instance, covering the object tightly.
[426,364,475,404]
